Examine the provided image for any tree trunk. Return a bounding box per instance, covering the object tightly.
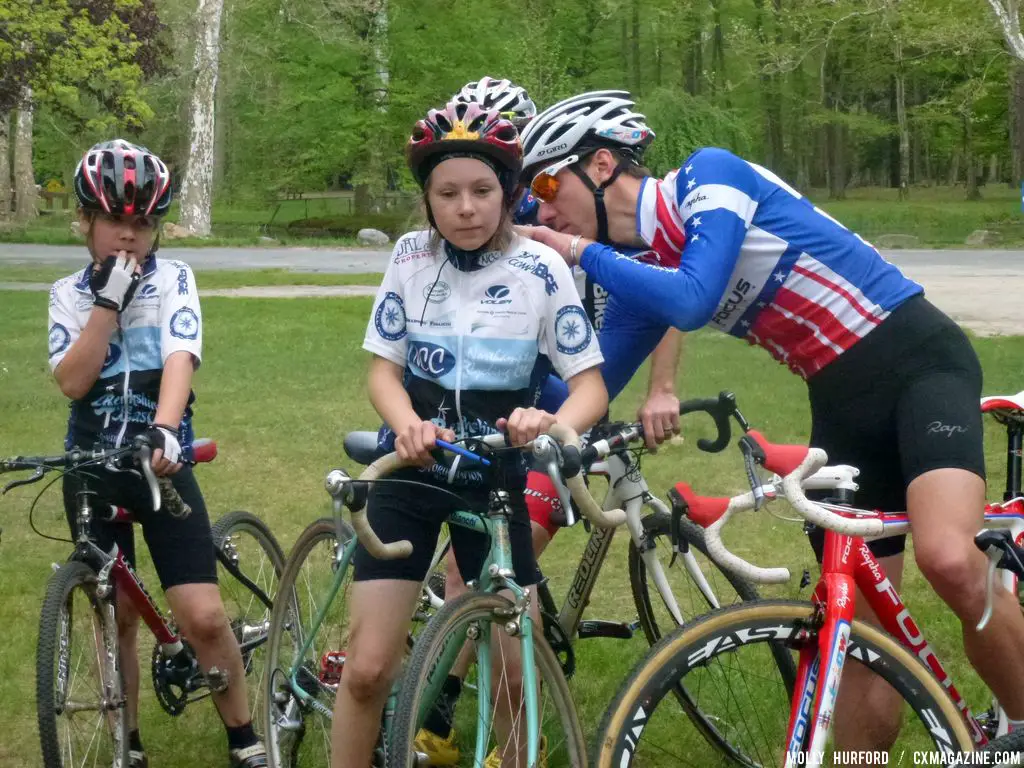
[948,148,961,186]
[823,47,845,199]
[179,0,224,236]
[371,0,389,110]
[769,0,785,171]
[621,18,629,84]
[687,27,703,95]
[631,0,641,96]
[13,90,36,223]
[654,25,662,88]
[989,153,1000,183]
[0,111,11,221]
[1011,63,1024,186]
[355,0,389,215]
[964,113,981,200]
[710,0,726,100]
[895,39,910,200]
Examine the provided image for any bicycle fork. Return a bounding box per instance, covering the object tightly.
[784,531,857,768]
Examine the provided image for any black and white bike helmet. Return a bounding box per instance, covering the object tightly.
[521,90,654,176]
[520,90,655,243]
[454,77,537,129]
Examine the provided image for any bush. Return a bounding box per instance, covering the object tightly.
[285,211,420,238]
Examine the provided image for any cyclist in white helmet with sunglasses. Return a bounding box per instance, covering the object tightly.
[517,89,1024,752]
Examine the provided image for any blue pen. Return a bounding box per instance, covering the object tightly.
[435,439,491,466]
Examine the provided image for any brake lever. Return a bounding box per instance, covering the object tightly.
[739,440,766,510]
[137,443,162,512]
[2,466,45,494]
[533,435,575,526]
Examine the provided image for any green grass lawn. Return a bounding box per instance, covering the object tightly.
[0,288,1021,766]
[0,264,383,289]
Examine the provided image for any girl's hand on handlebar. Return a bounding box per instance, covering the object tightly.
[498,408,557,447]
[395,421,455,467]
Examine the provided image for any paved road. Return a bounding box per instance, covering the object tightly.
[0,242,1019,273]
[0,243,393,273]
[2,244,1021,334]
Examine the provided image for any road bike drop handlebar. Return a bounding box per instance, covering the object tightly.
[579,390,749,468]
[324,424,627,561]
[1,436,190,518]
[676,431,884,584]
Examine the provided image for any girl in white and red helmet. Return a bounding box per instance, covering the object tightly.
[330,101,607,767]
[52,139,268,768]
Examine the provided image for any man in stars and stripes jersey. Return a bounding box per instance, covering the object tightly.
[517,90,1024,750]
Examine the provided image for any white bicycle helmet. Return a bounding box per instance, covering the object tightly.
[454,77,537,129]
[520,90,655,244]
[520,90,654,176]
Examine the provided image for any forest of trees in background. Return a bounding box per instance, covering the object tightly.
[7,0,1024,219]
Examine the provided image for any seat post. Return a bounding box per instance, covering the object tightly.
[1007,423,1023,502]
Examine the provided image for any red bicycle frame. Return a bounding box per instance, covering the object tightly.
[784,499,1024,763]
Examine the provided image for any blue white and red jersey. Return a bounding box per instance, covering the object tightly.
[580,147,923,379]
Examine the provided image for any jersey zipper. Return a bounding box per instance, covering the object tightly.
[453,267,465,433]
[114,321,130,448]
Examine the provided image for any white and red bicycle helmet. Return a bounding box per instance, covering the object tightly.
[406,100,523,197]
[74,139,173,217]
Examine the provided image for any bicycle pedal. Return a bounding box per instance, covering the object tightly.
[578,619,634,640]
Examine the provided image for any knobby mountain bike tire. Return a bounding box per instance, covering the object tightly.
[211,510,287,731]
[38,559,129,768]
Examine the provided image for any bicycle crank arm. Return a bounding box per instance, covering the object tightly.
[577,619,635,640]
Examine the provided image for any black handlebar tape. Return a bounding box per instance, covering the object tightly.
[677,391,736,453]
[344,481,370,513]
[580,444,599,466]
[560,445,583,479]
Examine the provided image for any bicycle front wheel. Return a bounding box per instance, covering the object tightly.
[37,559,128,768]
[629,510,761,644]
[264,517,355,768]
[594,600,974,767]
[388,591,586,768]
[212,509,288,736]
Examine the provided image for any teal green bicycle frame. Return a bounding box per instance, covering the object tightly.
[286,503,544,765]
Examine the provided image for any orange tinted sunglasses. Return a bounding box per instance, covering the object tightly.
[529,154,580,203]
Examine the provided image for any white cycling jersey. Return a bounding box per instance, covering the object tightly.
[364,230,603,442]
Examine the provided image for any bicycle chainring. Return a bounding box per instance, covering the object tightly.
[151,639,200,716]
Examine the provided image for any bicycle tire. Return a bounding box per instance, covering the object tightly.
[211,510,287,735]
[978,729,1024,766]
[264,517,354,768]
[628,511,799,756]
[594,600,974,767]
[628,510,761,644]
[37,559,129,768]
[387,591,587,767]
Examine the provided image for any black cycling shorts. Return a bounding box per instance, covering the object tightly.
[63,464,218,590]
[806,295,985,559]
[352,468,539,586]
